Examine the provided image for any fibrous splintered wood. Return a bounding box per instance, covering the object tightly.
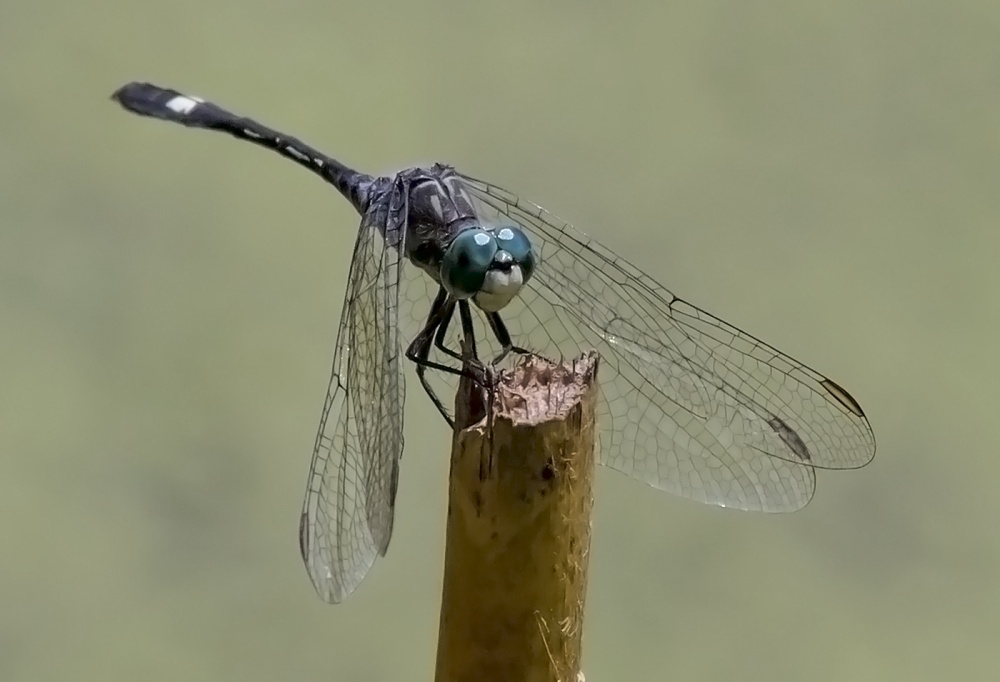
[435,352,599,682]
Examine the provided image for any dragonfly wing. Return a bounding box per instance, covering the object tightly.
[460,174,875,512]
[298,204,405,602]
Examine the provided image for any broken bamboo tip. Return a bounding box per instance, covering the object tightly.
[435,352,599,682]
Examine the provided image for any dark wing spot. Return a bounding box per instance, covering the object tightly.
[821,378,866,418]
[298,512,310,563]
[388,462,399,508]
[767,416,812,462]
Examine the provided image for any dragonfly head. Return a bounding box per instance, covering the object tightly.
[440,223,536,312]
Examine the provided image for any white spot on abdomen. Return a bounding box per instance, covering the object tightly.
[166,95,204,115]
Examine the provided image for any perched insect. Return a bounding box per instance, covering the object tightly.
[112,82,876,603]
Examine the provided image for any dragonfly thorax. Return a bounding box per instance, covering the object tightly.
[440,225,536,312]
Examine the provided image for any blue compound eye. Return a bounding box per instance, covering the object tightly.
[495,224,536,283]
[440,229,498,298]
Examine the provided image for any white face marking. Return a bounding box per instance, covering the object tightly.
[497,227,514,240]
[473,231,491,246]
[474,265,524,312]
[165,95,204,115]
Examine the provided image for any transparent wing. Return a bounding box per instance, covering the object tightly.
[299,206,404,602]
[449,173,875,513]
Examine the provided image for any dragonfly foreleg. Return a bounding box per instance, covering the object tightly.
[406,289,495,425]
[485,311,532,365]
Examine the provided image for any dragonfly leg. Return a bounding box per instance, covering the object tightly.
[431,297,464,362]
[457,300,498,423]
[485,311,532,365]
[406,291,460,425]
[456,300,496,384]
[406,289,493,425]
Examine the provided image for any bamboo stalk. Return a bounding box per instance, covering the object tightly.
[434,352,598,682]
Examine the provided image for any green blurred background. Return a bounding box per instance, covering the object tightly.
[3,0,997,679]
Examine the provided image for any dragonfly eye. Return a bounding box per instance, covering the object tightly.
[494,225,535,282]
[494,224,536,283]
[441,229,498,298]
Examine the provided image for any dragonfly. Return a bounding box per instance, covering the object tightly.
[112,81,876,603]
